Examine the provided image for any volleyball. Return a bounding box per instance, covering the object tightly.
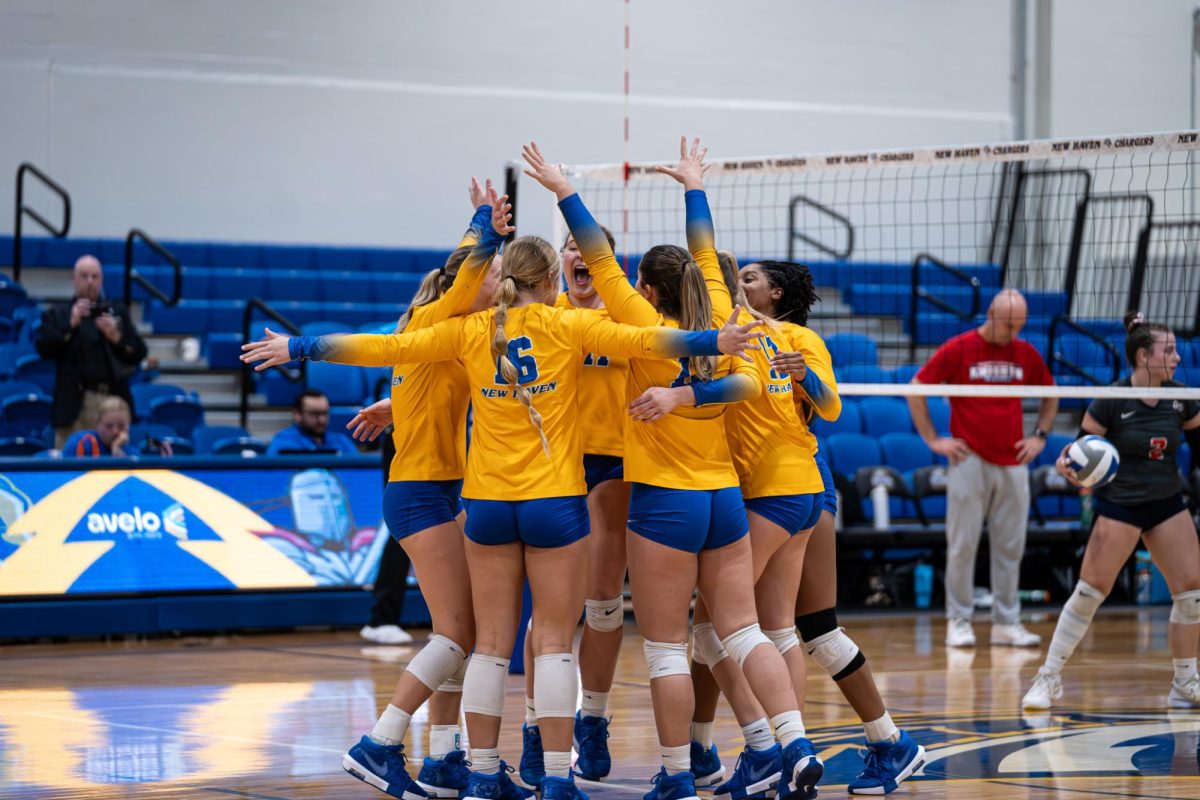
[1067,435,1121,488]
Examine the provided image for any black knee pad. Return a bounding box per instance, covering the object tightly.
[796,607,838,643]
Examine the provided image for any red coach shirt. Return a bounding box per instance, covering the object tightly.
[915,329,1053,466]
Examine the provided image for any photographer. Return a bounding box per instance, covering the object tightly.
[36,255,147,448]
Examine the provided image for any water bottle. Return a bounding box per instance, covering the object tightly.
[1018,590,1050,604]
[914,562,933,609]
[870,485,890,531]
[834,490,844,530]
[1079,488,1093,530]
[1136,550,1153,605]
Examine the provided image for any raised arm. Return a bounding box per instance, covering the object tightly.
[456,177,493,248]
[241,317,466,370]
[423,185,513,325]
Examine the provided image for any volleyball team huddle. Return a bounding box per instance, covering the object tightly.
[242,136,1197,800]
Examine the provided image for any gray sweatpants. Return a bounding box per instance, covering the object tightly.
[944,454,1030,624]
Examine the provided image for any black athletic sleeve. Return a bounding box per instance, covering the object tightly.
[1087,396,1117,430]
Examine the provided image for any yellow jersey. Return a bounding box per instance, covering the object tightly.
[554,292,626,457]
[303,303,731,500]
[558,193,761,491]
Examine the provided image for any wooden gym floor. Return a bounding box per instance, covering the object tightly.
[2,608,1199,799]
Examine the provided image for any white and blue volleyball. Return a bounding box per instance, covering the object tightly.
[1067,435,1120,488]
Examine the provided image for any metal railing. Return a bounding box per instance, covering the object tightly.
[123,228,182,307]
[1048,315,1122,386]
[12,163,72,283]
[240,298,305,429]
[908,253,982,360]
[787,195,854,261]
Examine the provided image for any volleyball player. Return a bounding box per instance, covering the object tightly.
[243,223,764,800]
[1023,311,1200,710]
[738,258,925,794]
[524,139,822,800]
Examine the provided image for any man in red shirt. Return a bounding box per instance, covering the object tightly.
[907,290,1058,648]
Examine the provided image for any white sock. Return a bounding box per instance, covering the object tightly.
[1174,658,1198,684]
[544,750,572,779]
[580,689,610,719]
[525,696,538,726]
[691,720,714,748]
[770,710,806,747]
[472,747,500,775]
[661,743,690,773]
[369,704,412,746]
[743,718,774,752]
[863,712,900,744]
[430,725,461,759]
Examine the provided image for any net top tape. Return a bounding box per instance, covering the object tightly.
[561,130,1200,182]
[841,383,1200,400]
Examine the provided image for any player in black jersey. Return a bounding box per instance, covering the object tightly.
[1023,312,1200,710]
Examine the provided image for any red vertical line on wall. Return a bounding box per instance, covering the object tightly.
[622,0,631,274]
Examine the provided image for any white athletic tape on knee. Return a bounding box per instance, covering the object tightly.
[1171,589,1200,625]
[721,624,772,668]
[764,627,801,655]
[643,639,690,678]
[437,653,468,693]
[585,597,624,632]
[533,653,578,718]
[691,621,728,666]
[461,653,510,717]
[407,634,468,691]
[804,628,862,679]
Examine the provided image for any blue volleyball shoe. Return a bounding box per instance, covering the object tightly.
[778,738,823,800]
[847,731,925,795]
[573,712,612,781]
[540,774,590,800]
[417,749,471,798]
[689,740,726,787]
[463,763,534,800]
[343,736,430,800]
[518,724,545,789]
[713,744,782,800]
[643,768,701,800]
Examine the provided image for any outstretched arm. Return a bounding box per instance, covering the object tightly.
[423,185,514,325]
[241,317,466,370]
[580,308,762,361]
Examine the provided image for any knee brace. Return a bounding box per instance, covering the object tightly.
[585,597,624,632]
[804,628,865,681]
[643,639,690,678]
[796,607,839,643]
[533,653,578,718]
[721,624,772,668]
[691,621,728,666]
[764,626,801,655]
[461,653,509,716]
[1171,589,1200,625]
[1064,581,1105,622]
[407,634,468,691]
[437,652,468,693]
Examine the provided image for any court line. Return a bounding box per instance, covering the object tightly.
[986,778,1189,800]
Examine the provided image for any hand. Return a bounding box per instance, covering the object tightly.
[1014,435,1046,465]
[469,176,491,209]
[628,385,693,423]
[70,299,92,329]
[489,186,515,237]
[928,436,973,465]
[522,141,576,200]
[654,136,711,191]
[348,398,393,442]
[240,328,294,371]
[768,350,808,381]
[95,312,120,342]
[158,439,174,457]
[1055,441,1084,487]
[111,429,129,458]
[716,307,763,362]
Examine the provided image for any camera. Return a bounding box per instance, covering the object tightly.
[88,301,114,318]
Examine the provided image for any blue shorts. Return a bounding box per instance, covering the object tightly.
[815,449,837,516]
[584,454,624,492]
[745,493,823,536]
[627,484,748,553]
[464,496,590,548]
[384,479,463,540]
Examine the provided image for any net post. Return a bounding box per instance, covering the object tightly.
[503,161,519,243]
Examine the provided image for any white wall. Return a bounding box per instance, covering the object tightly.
[0,0,1188,248]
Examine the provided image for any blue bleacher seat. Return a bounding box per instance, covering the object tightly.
[0,282,30,318]
[204,332,244,370]
[193,424,267,455]
[131,384,189,419]
[1052,333,1120,386]
[208,267,267,300]
[927,396,951,438]
[825,432,883,479]
[302,321,355,337]
[860,397,914,437]
[1023,333,1049,363]
[126,422,194,456]
[0,344,35,379]
[261,244,314,271]
[879,430,940,520]
[809,398,862,438]
[825,333,878,367]
[360,320,398,334]
[0,380,44,400]
[0,391,52,438]
[373,274,425,305]
[12,355,54,396]
[12,306,41,344]
[147,299,209,334]
[306,361,365,405]
[1024,292,1069,319]
[146,395,205,438]
[889,364,921,384]
[838,364,891,384]
[41,238,99,268]
[0,436,48,455]
[315,247,369,271]
[0,318,13,344]
[207,243,263,268]
[319,271,364,302]
[268,269,318,301]
[909,313,982,346]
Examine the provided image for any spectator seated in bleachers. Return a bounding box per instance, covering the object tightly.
[62,396,171,457]
[267,389,359,456]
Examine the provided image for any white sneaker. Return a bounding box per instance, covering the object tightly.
[1169,674,1200,708]
[1022,668,1063,710]
[945,618,976,647]
[991,622,1041,647]
[360,624,414,644]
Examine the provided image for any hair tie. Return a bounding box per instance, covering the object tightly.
[1133,312,1145,325]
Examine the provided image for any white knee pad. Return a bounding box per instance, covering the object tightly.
[764,626,801,655]
[691,621,728,666]
[461,653,509,717]
[437,653,468,693]
[643,639,690,678]
[407,634,468,691]
[1065,581,1105,619]
[1171,589,1200,625]
[804,628,865,681]
[533,653,578,718]
[585,597,624,632]
[721,624,772,668]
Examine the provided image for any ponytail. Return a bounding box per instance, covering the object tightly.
[678,260,717,381]
[1123,310,1171,368]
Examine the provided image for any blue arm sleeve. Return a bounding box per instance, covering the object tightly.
[290,336,337,362]
[467,204,491,239]
[689,373,758,407]
[677,329,721,356]
[798,368,837,416]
